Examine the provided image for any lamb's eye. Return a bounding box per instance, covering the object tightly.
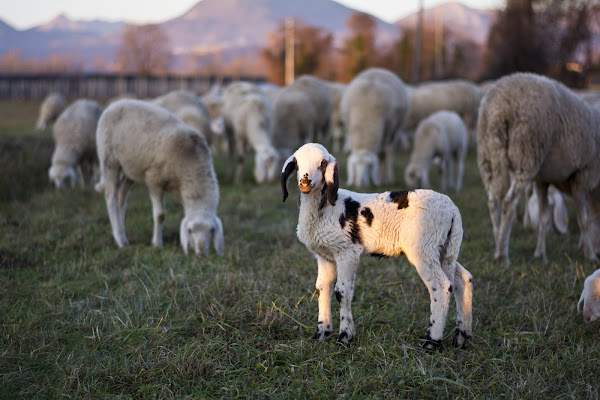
[320,160,328,170]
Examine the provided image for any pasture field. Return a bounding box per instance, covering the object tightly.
[0,100,599,399]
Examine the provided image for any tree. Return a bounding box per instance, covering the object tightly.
[115,24,173,75]
[338,12,377,81]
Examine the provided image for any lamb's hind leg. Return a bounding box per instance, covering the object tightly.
[334,254,360,346]
[495,178,529,266]
[313,256,336,341]
[533,182,551,263]
[451,262,473,348]
[117,176,134,241]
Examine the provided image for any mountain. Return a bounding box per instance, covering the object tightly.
[35,13,124,35]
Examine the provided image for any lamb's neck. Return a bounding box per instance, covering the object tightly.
[298,188,329,225]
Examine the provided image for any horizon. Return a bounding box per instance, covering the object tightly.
[0,0,505,30]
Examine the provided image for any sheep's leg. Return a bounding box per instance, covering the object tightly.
[334,254,359,346]
[117,177,134,238]
[487,192,501,243]
[148,187,165,247]
[346,157,355,187]
[440,157,448,192]
[413,255,453,351]
[234,140,246,184]
[447,156,455,192]
[104,166,128,247]
[76,165,85,188]
[451,262,473,348]
[455,154,464,193]
[313,256,336,341]
[495,179,529,266]
[533,182,551,263]
[572,190,599,262]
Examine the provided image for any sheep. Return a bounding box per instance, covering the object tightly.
[222,81,280,184]
[152,90,214,147]
[522,184,568,235]
[36,92,66,130]
[578,269,600,324]
[271,75,333,159]
[342,68,410,188]
[49,99,103,190]
[281,143,473,350]
[404,110,467,192]
[404,79,484,147]
[477,72,600,265]
[95,99,224,256]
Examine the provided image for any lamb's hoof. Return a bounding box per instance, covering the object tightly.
[452,329,470,348]
[312,328,331,341]
[335,331,352,347]
[421,337,442,352]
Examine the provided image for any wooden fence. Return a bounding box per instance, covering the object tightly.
[0,73,266,100]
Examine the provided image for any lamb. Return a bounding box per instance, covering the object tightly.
[95,99,224,256]
[49,99,104,189]
[281,143,473,350]
[222,81,280,184]
[342,68,410,188]
[404,110,467,192]
[152,90,214,147]
[578,269,600,324]
[271,75,333,159]
[477,72,600,265]
[36,92,67,130]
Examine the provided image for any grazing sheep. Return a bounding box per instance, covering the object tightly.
[281,143,473,350]
[36,92,66,130]
[49,99,103,190]
[523,184,568,235]
[342,68,410,188]
[222,81,280,184]
[477,72,600,265]
[404,110,467,192]
[95,99,224,256]
[405,79,483,147]
[152,90,214,147]
[271,75,333,158]
[578,269,600,324]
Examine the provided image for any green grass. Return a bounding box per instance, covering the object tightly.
[0,100,599,399]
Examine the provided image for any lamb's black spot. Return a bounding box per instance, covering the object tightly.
[343,197,362,244]
[389,190,412,209]
[341,316,345,321]
[317,321,323,325]
[469,277,473,283]
[360,207,374,226]
[335,289,343,303]
[432,287,437,292]
[339,213,346,229]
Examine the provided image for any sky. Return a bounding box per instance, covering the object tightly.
[0,0,506,30]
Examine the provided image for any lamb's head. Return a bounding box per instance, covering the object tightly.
[578,269,600,324]
[281,143,339,206]
[48,164,78,190]
[180,212,224,256]
[254,146,280,184]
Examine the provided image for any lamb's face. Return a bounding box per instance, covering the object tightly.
[180,213,225,256]
[254,148,280,184]
[578,269,600,324]
[281,143,339,206]
[48,165,78,190]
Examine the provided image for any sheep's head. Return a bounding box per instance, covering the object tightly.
[281,143,339,206]
[48,164,78,190]
[254,147,280,184]
[180,212,224,256]
[578,269,600,324]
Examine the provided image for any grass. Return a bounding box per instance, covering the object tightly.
[0,99,599,399]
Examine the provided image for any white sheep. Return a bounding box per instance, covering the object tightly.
[281,143,473,350]
[222,81,280,184]
[152,90,214,147]
[271,75,333,159]
[95,99,224,256]
[49,99,103,190]
[477,72,600,265]
[342,68,410,188]
[578,269,600,324]
[404,110,467,192]
[36,92,67,130]
[523,184,568,235]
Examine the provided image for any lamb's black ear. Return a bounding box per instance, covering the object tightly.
[325,159,339,206]
[281,156,297,202]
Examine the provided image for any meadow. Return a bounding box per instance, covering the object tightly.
[0,99,599,399]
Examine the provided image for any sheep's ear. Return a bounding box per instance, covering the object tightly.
[281,156,297,202]
[325,160,339,206]
[180,217,190,255]
[213,216,225,255]
[578,291,585,312]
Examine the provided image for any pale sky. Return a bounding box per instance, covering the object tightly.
[0,0,506,30]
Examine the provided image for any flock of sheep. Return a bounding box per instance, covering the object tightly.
[35,68,600,348]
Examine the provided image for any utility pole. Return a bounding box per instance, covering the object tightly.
[285,17,295,85]
[411,0,424,84]
[434,6,443,79]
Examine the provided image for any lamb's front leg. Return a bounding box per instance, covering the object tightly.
[314,256,336,341]
[334,254,360,346]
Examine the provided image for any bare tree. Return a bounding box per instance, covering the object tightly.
[115,24,173,75]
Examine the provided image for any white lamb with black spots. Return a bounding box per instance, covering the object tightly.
[281,143,473,350]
